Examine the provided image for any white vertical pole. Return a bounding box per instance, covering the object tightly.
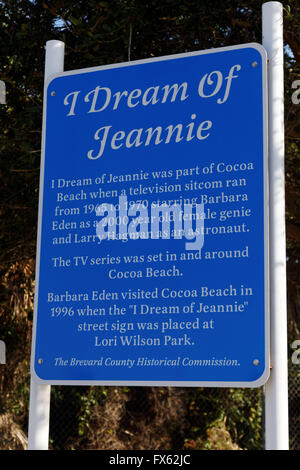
[28,380,51,450]
[262,2,289,450]
[28,40,65,451]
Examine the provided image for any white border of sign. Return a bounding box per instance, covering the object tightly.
[31,42,269,389]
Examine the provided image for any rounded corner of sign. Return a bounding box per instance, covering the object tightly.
[31,363,49,385]
[247,42,268,61]
[250,365,270,388]
[44,73,63,93]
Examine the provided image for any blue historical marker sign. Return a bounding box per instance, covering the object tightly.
[31,43,269,386]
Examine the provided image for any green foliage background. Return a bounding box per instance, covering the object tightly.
[0,0,299,450]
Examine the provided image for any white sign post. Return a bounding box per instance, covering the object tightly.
[262,1,289,450]
[28,40,65,451]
